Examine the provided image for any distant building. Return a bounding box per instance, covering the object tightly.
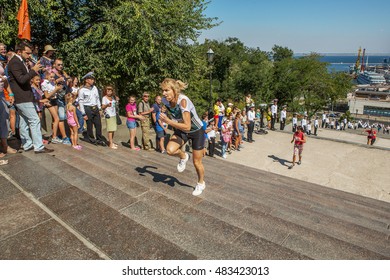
[348,85,390,117]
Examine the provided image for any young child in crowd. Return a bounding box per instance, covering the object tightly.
[307,120,312,135]
[156,104,168,154]
[206,118,216,157]
[221,118,231,159]
[201,112,209,157]
[31,75,50,120]
[66,94,81,150]
[31,75,50,144]
[126,95,144,151]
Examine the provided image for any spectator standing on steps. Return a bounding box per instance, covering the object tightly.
[247,105,255,143]
[292,113,298,132]
[314,116,319,136]
[7,41,53,154]
[151,95,162,151]
[138,92,154,151]
[53,58,71,145]
[78,72,105,146]
[270,99,278,130]
[280,105,287,130]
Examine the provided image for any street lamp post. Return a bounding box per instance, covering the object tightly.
[207,48,214,114]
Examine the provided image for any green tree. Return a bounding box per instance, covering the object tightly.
[272,52,352,117]
[271,45,293,62]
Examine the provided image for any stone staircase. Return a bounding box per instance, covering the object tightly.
[1,142,389,259]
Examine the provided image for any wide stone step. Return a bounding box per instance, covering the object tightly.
[39,186,195,259]
[0,154,194,259]
[46,144,390,259]
[66,144,390,239]
[121,192,307,259]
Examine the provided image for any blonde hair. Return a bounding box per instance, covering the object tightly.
[65,93,73,105]
[160,78,188,96]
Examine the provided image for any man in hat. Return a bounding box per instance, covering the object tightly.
[78,72,106,146]
[39,45,56,78]
[270,99,278,130]
[280,105,287,130]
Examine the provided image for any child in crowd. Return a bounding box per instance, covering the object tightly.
[41,71,63,143]
[233,111,243,151]
[201,112,209,157]
[307,120,312,135]
[156,104,168,154]
[31,75,51,145]
[241,109,247,141]
[221,118,231,159]
[66,94,81,150]
[31,75,50,120]
[102,86,118,149]
[126,95,144,151]
[206,118,216,157]
[226,113,233,152]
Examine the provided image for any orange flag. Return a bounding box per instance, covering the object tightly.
[17,0,31,41]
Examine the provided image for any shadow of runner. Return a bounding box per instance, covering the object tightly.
[135,165,193,189]
[268,155,291,167]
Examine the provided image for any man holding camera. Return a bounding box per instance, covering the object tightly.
[53,58,71,144]
[78,72,105,146]
[7,42,53,153]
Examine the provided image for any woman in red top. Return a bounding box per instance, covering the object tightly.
[289,125,306,169]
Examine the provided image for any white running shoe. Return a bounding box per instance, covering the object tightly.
[192,181,206,196]
[177,152,189,172]
[51,137,63,144]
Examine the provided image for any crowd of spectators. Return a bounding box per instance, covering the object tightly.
[1,41,387,168]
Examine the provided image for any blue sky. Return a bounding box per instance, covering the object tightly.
[198,0,390,54]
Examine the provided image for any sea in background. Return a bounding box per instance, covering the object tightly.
[295,54,390,72]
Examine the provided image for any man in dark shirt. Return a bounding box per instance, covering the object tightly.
[8,42,53,153]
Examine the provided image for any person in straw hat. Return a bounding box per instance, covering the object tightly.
[39,44,57,78]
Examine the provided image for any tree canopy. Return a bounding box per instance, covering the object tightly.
[0,0,352,116]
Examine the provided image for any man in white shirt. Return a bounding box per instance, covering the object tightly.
[78,72,105,146]
[292,113,298,132]
[270,99,278,130]
[280,105,287,130]
[247,105,256,142]
[322,112,327,128]
[314,116,319,136]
